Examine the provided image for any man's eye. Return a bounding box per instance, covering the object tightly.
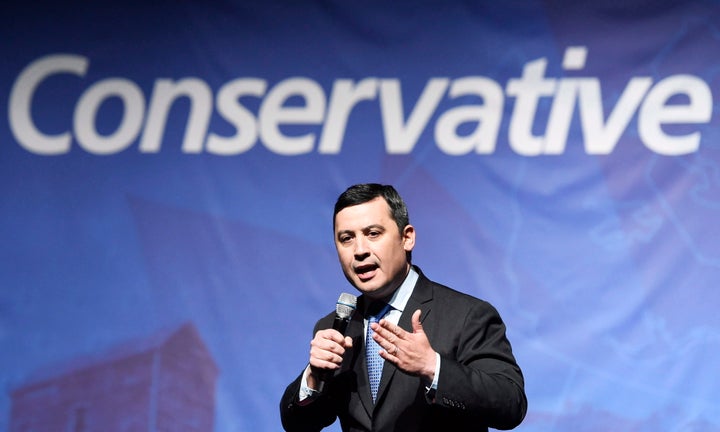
[368,231,380,238]
[339,236,352,243]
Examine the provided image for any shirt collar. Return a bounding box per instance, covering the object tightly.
[384,266,418,314]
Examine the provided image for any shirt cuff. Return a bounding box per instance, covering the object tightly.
[298,365,320,404]
[425,352,441,402]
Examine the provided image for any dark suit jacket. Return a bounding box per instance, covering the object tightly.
[280,268,527,432]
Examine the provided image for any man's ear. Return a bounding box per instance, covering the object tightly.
[402,224,416,252]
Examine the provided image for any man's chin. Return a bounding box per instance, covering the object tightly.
[354,283,392,300]
[353,282,377,294]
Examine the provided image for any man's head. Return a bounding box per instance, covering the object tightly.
[333,184,415,300]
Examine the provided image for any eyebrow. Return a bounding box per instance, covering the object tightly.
[363,224,385,232]
[336,224,386,236]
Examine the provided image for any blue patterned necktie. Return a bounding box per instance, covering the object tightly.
[366,302,392,402]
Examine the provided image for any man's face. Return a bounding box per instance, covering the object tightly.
[334,197,415,300]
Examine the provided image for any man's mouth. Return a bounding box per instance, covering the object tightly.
[354,264,378,281]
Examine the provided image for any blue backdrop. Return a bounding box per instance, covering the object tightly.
[2,1,719,430]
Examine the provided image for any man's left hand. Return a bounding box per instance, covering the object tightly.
[371,309,436,384]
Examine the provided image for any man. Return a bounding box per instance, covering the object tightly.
[280,183,526,431]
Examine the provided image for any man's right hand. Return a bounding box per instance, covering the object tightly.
[306,329,353,389]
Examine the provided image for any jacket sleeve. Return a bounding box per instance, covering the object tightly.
[433,299,527,430]
[279,370,338,432]
[279,315,339,432]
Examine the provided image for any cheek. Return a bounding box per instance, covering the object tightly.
[337,249,353,264]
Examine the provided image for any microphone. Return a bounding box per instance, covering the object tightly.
[332,292,357,334]
[317,292,357,392]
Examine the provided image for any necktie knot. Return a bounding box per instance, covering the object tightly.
[367,301,392,320]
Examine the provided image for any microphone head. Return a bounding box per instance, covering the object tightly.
[335,293,357,319]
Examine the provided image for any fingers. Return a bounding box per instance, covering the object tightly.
[309,329,349,370]
[370,310,436,380]
[372,314,410,343]
[411,309,423,333]
[376,342,399,362]
[372,319,403,344]
[389,344,400,356]
[371,311,426,357]
[371,320,405,361]
[377,347,399,365]
[374,309,424,339]
[317,328,347,345]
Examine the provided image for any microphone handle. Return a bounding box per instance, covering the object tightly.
[316,315,351,391]
[332,315,350,334]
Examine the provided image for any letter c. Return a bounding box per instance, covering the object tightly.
[9,54,89,155]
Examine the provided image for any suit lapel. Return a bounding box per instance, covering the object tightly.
[374,269,434,408]
[354,296,377,417]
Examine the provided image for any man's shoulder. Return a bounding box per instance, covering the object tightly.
[416,269,498,312]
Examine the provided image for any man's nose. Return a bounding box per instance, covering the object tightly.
[353,235,370,257]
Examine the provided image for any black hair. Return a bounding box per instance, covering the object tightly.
[333,183,410,235]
